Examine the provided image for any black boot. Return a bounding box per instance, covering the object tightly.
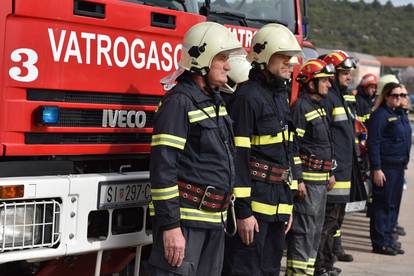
[334,236,353,262]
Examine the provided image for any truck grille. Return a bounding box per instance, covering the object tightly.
[25,133,152,144]
[47,108,155,128]
[27,89,162,106]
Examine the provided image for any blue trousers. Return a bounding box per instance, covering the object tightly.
[370,167,404,249]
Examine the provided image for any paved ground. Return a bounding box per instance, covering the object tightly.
[337,151,414,276]
[282,150,414,275]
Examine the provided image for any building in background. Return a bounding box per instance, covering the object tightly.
[376,56,414,94]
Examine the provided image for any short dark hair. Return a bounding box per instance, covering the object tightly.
[383,82,401,96]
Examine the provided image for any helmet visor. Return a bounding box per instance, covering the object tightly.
[338,58,356,70]
[314,63,335,78]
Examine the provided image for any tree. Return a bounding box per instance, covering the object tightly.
[371,0,381,9]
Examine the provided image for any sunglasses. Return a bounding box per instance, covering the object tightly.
[388,93,408,98]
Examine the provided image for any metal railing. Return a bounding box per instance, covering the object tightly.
[0,200,61,252]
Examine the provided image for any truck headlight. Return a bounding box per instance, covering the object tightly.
[0,201,60,251]
[0,205,42,248]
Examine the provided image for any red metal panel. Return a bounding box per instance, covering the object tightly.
[1,0,205,156]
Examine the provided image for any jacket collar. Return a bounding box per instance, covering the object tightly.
[249,66,287,94]
[176,76,216,104]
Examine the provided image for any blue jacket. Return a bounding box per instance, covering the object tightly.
[367,104,411,170]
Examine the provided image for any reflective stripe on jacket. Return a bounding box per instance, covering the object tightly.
[323,84,356,203]
[227,68,299,222]
[150,77,235,230]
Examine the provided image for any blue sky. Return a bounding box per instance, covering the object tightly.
[366,0,414,5]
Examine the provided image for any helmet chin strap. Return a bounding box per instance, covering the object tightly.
[202,74,222,103]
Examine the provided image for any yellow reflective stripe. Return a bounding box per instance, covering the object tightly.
[304,108,326,122]
[332,107,346,115]
[251,201,293,215]
[334,181,351,189]
[359,113,371,122]
[233,187,251,198]
[296,128,305,137]
[306,267,315,275]
[287,260,308,266]
[278,204,293,214]
[302,172,330,181]
[149,201,155,216]
[388,116,398,122]
[252,133,283,145]
[343,95,356,102]
[188,106,227,123]
[288,130,294,142]
[294,156,302,165]
[151,185,179,200]
[252,201,276,215]
[334,229,341,237]
[234,136,251,148]
[290,180,298,190]
[287,260,308,270]
[151,134,186,150]
[251,130,292,145]
[180,207,225,223]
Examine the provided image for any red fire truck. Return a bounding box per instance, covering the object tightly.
[0,0,307,275]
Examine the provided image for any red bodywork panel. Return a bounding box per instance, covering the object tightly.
[0,0,204,156]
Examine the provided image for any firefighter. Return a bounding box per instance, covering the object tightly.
[355,74,377,219]
[286,59,335,276]
[356,73,377,121]
[148,21,243,276]
[314,50,359,276]
[368,82,411,255]
[222,23,303,276]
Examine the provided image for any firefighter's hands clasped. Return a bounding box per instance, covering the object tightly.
[237,216,260,246]
[163,227,186,267]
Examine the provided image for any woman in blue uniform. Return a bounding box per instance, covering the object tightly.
[368,82,411,256]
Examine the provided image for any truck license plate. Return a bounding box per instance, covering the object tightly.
[98,181,151,209]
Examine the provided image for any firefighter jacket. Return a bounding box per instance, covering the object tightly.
[368,104,412,170]
[227,67,301,223]
[292,93,333,186]
[355,87,372,173]
[149,76,235,231]
[355,86,373,124]
[322,83,356,203]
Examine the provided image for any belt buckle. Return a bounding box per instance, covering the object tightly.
[199,185,215,210]
[332,159,338,170]
[285,168,292,184]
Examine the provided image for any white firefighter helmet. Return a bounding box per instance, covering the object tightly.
[221,55,252,94]
[377,74,399,95]
[179,22,243,76]
[250,23,302,68]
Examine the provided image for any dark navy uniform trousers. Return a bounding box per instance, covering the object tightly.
[370,167,405,249]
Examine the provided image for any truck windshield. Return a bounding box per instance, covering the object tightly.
[198,0,296,32]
